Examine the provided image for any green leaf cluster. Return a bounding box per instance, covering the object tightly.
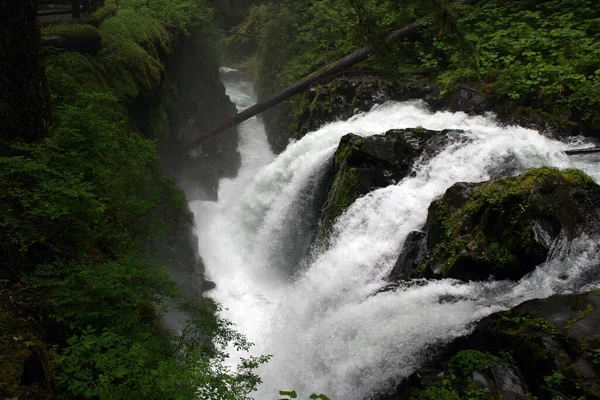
[228,0,413,98]
[1,1,266,398]
[431,0,600,125]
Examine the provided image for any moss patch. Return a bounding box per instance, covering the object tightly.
[42,22,100,40]
[85,5,118,28]
[419,167,599,281]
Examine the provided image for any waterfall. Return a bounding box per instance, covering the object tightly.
[189,72,600,399]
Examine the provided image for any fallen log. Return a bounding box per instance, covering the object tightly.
[180,21,419,153]
[565,147,600,156]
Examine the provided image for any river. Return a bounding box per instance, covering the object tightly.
[189,71,600,399]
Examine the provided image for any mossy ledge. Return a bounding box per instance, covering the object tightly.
[380,292,600,400]
[315,127,455,247]
[416,167,600,281]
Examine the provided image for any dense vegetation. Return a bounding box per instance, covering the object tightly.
[1,1,266,398]
[228,0,600,138]
[3,0,600,398]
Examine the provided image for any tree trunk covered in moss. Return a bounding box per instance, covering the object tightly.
[0,0,51,152]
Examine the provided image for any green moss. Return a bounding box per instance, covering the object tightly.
[448,350,503,374]
[565,303,596,330]
[147,104,170,139]
[333,135,364,166]
[42,22,101,40]
[330,167,359,213]
[85,5,118,28]
[316,167,359,246]
[419,167,597,280]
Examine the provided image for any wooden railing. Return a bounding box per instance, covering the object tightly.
[35,0,106,19]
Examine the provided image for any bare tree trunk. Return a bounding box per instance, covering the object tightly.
[81,0,90,13]
[181,21,419,153]
[0,0,52,152]
[71,0,81,18]
[565,147,600,156]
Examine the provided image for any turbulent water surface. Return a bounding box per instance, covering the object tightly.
[189,71,600,399]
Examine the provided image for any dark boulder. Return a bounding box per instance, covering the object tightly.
[411,167,600,282]
[315,127,461,245]
[378,349,530,400]
[262,73,443,153]
[466,292,600,399]
[389,231,427,281]
[201,280,217,292]
[378,292,600,400]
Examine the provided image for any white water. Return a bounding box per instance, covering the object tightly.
[190,74,600,399]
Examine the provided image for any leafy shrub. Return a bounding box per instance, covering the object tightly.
[2,1,266,398]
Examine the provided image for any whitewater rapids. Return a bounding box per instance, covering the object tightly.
[189,73,600,399]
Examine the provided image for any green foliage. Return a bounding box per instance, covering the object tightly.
[411,374,490,400]
[448,350,502,374]
[590,348,600,365]
[544,371,566,390]
[57,298,269,400]
[279,390,330,400]
[230,0,412,98]
[432,0,600,125]
[2,1,266,399]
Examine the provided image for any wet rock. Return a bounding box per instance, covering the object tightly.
[389,231,427,281]
[436,84,489,115]
[378,292,600,400]
[490,365,529,399]
[163,33,241,200]
[315,128,462,246]
[262,73,443,153]
[466,292,600,399]
[378,350,530,400]
[201,280,216,291]
[286,75,398,146]
[414,167,600,281]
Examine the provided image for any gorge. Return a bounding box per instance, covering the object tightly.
[192,71,600,399]
[2,0,600,398]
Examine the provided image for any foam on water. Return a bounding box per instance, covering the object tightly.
[190,76,600,399]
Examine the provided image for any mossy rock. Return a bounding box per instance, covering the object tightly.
[41,23,101,54]
[266,74,444,152]
[380,293,600,400]
[85,5,118,28]
[382,349,529,400]
[315,127,454,246]
[417,167,600,281]
[471,293,600,399]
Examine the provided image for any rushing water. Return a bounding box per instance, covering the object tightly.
[189,72,600,399]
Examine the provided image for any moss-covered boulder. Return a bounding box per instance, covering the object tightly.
[467,292,600,399]
[41,23,101,55]
[380,292,600,400]
[389,350,529,400]
[415,167,600,281]
[260,74,443,154]
[316,127,457,246]
[85,5,118,28]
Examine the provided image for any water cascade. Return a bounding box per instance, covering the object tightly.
[189,72,600,399]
